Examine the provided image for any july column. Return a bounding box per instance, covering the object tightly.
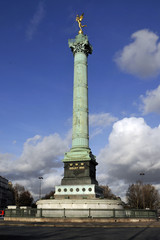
[69,33,92,149]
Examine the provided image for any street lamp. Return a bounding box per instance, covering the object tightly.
[140,172,145,176]
[139,172,145,209]
[38,176,43,199]
[140,172,145,183]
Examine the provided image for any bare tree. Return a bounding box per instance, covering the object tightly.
[126,182,159,209]
[13,184,25,206]
[13,184,33,207]
[143,184,159,209]
[19,190,33,206]
[42,191,55,199]
[100,185,119,200]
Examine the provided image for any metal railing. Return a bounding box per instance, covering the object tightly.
[5,208,157,219]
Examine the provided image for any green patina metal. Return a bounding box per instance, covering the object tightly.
[63,34,95,163]
[60,33,99,188]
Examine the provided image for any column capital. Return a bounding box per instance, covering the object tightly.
[68,34,92,56]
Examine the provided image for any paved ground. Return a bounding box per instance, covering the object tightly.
[0,220,160,239]
[1,218,160,228]
[0,225,160,240]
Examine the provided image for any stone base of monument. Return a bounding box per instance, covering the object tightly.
[36,182,123,218]
[54,184,103,199]
[36,199,123,218]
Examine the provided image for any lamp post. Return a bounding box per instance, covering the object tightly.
[140,172,145,176]
[38,176,43,199]
[140,172,145,209]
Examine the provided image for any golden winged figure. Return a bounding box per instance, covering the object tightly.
[76,13,87,34]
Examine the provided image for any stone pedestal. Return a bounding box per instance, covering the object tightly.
[37,199,123,209]
[36,199,123,218]
[61,159,98,186]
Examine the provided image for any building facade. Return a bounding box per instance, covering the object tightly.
[0,176,14,208]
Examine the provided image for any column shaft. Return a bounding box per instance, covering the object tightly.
[72,51,89,148]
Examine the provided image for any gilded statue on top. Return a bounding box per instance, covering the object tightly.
[76,13,87,34]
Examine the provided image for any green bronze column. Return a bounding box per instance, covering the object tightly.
[54,14,104,199]
[70,33,92,149]
[60,14,99,189]
[61,33,98,186]
[62,34,96,164]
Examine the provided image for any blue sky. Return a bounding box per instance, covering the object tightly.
[1,0,160,201]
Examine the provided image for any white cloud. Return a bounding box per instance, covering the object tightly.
[0,153,15,173]
[97,117,160,200]
[16,133,69,173]
[0,112,118,198]
[26,1,45,41]
[0,132,70,198]
[89,112,118,138]
[2,117,160,201]
[115,29,160,78]
[90,113,118,127]
[140,85,160,114]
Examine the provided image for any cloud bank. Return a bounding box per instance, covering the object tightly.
[140,85,160,114]
[97,117,160,199]
[1,112,118,199]
[89,112,118,138]
[0,133,70,198]
[1,116,160,201]
[115,29,160,78]
[90,113,118,127]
